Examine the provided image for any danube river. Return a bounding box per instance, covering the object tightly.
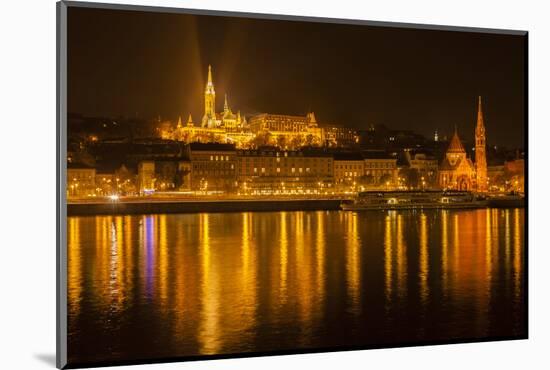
[67,208,525,365]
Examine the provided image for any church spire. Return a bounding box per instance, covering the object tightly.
[203,65,216,127]
[476,96,485,133]
[475,96,487,192]
[224,94,229,113]
[187,113,194,127]
[205,65,215,94]
[176,116,182,129]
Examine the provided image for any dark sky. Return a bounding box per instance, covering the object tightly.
[67,6,526,148]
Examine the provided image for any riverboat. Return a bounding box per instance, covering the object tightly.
[341,190,488,211]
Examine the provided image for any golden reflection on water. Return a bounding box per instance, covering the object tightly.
[68,217,81,315]
[419,213,429,305]
[346,213,361,314]
[67,209,525,361]
[295,211,315,343]
[384,214,393,306]
[199,213,221,354]
[452,214,460,284]
[396,214,407,299]
[98,217,108,287]
[484,210,494,317]
[505,210,511,281]
[239,213,258,342]
[123,216,133,298]
[279,212,288,303]
[441,210,449,295]
[172,215,189,344]
[159,215,168,303]
[514,208,522,302]
[315,211,326,310]
[111,216,124,308]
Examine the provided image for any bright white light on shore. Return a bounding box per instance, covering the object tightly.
[109,195,119,201]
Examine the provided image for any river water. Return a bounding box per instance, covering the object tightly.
[67,208,525,365]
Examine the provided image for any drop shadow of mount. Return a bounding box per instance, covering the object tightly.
[34,353,56,367]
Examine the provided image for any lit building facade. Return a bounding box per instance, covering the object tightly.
[322,125,359,147]
[363,152,398,188]
[138,161,156,194]
[404,150,439,187]
[504,158,524,192]
[67,164,96,197]
[187,142,238,192]
[333,152,364,190]
[236,147,333,194]
[248,112,324,148]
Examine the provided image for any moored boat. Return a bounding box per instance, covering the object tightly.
[487,192,525,208]
[341,190,488,211]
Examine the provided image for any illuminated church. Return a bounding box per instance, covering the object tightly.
[168,65,252,146]
[201,65,247,131]
[438,97,488,192]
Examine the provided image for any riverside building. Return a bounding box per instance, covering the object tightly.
[236,147,334,194]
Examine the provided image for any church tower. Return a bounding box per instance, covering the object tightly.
[224,94,230,115]
[475,96,488,192]
[203,65,216,127]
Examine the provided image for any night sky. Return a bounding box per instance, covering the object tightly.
[67,6,526,148]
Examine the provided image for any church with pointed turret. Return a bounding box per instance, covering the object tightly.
[201,65,246,131]
[164,65,253,145]
[438,97,488,192]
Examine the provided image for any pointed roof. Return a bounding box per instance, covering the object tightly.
[224,94,230,113]
[187,113,194,127]
[447,128,466,153]
[205,65,215,94]
[176,116,182,128]
[476,96,485,133]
